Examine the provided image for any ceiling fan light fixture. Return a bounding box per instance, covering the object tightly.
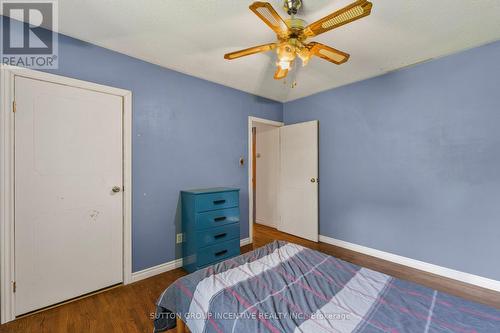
[224,1,373,80]
[278,60,291,70]
[297,49,311,66]
[276,41,297,72]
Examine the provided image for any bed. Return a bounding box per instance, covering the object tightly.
[154,241,500,333]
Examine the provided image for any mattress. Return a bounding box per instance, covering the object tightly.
[154,240,500,332]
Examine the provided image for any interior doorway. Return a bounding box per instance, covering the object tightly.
[248,116,319,244]
[248,117,283,243]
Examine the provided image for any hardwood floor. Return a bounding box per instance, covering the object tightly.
[0,268,186,333]
[1,223,499,333]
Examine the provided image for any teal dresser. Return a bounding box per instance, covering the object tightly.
[181,188,240,273]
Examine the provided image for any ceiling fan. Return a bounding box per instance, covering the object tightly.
[224,0,373,80]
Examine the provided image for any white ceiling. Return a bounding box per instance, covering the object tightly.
[13,1,500,101]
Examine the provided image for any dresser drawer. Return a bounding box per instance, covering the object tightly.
[196,223,239,248]
[197,238,240,267]
[195,207,239,230]
[195,191,239,212]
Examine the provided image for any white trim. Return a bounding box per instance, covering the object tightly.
[247,116,283,245]
[255,217,266,225]
[131,259,184,283]
[131,239,252,283]
[1,65,131,96]
[0,65,16,325]
[0,65,133,323]
[319,235,500,292]
[240,237,252,247]
[122,92,133,285]
[254,218,278,228]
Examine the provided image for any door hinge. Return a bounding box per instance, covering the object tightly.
[12,101,16,113]
[12,281,16,293]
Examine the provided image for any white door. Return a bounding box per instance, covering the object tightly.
[14,76,124,315]
[279,121,319,242]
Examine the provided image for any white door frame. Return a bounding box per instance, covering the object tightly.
[0,65,133,324]
[247,116,283,243]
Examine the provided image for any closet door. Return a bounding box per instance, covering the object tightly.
[279,120,319,242]
[14,76,123,315]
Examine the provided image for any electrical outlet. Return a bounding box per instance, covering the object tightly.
[176,233,183,244]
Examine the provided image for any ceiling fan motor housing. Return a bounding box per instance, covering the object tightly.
[284,0,302,15]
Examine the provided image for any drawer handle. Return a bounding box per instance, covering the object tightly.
[215,250,228,257]
[213,199,226,205]
[214,216,227,222]
[214,233,227,239]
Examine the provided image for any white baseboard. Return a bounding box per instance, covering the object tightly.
[131,237,252,283]
[255,218,267,225]
[254,219,278,228]
[319,235,500,292]
[131,258,183,283]
[240,237,252,246]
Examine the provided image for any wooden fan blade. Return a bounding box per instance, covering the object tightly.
[302,0,372,38]
[224,43,277,60]
[274,67,288,80]
[249,2,289,37]
[308,42,350,65]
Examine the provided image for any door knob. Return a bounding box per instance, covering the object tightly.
[112,186,121,193]
[310,178,316,183]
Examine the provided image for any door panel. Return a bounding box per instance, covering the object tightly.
[14,76,123,315]
[279,121,318,241]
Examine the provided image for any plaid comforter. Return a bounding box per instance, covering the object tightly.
[154,241,500,333]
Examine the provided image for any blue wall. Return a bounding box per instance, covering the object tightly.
[5,14,500,280]
[284,41,500,280]
[1,16,283,272]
